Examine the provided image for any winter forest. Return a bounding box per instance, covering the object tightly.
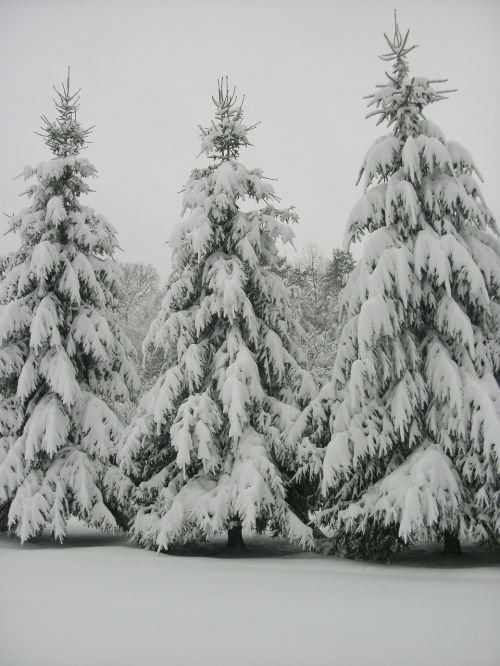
[0,6,499,666]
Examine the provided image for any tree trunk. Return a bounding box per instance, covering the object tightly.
[444,531,462,555]
[227,523,245,551]
[0,503,8,532]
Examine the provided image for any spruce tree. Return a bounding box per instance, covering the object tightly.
[120,79,316,551]
[294,19,500,559]
[0,72,139,541]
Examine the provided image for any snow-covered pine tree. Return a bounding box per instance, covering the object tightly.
[120,79,317,551]
[0,71,139,541]
[294,18,500,559]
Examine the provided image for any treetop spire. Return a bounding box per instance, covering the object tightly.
[199,76,259,161]
[38,67,93,158]
[379,11,418,82]
[363,15,456,137]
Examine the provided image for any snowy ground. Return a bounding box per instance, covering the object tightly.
[1,520,499,666]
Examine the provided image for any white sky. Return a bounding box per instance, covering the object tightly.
[1,0,499,277]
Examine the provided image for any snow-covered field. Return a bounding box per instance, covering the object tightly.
[1,520,499,666]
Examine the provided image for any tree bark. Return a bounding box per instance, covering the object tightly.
[0,503,8,532]
[444,531,462,555]
[227,523,245,551]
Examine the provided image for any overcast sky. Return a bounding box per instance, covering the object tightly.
[1,0,499,277]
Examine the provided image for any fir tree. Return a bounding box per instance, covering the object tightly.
[120,79,317,551]
[293,18,500,559]
[0,71,139,541]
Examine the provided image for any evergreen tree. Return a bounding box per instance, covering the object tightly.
[324,249,355,295]
[120,79,316,551]
[294,19,500,559]
[0,71,139,541]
